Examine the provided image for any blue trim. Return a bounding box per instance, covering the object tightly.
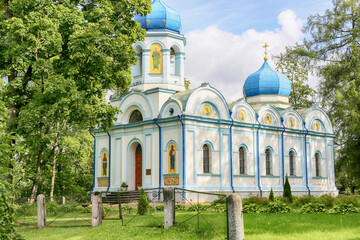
[178,115,185,200]
[229,111,235,193]
[256,115,263,196]
[154,119,162,200]
[106,132,111,191]
[303,122,311,195]
[90,132,96,196]
[200,140,215,151]
[281,118,285,186]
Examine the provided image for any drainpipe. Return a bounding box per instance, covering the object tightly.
[304,122,311,195]
[178,115,186,200]
[154,119,162,200]
[229,111,235,193]
[90,131,96,197]
[256,115,263,196]
[281,118,286,187]
[106,132,111,192]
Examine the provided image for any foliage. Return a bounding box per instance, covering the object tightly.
[283,175,292,202]
[184,79,191,90]
[274,46,316,109]
[260,200,292,214]
[211,196,226,205]
[293,195,318,207]
[138,188,149,215]
[121,205,133,214]
[269,188,274,202]
[300,203,326,213]
[334,195,360,207]
[319,194,335,207]
[46,201,59,213]
[82,206,92,213]
[15,202,36,216]
[329,204,359,214]
[155,205,164,211]
[121,182,128,188]
[212,204,226,213]
[175,204,186,211]
[243,196,269,206]
[187,204,208,212]
[57,201,83,212]
[242,204,261,213]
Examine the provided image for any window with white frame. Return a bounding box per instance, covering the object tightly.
[239,147,246,174]
[289,150,295,176]
[315,152,321,177]
[203,144,211,173]
[265,148,272,175]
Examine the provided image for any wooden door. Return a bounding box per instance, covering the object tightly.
[135,144,142,190]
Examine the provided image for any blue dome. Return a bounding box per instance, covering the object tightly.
[243,60,292,98]
[135,0,181,34]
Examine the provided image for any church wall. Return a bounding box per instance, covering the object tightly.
[146,91,174,116]
[117,94,153,124]
[283,133,303,187]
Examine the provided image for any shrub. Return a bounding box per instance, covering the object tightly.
[243,196,269,206]
[211,196,226,205]
[138,188,149,215]
[82,206,92,213]
[269,188,274,202]
[283,175,292,203]
[187,204,207,212]
[329,204,359,214]
[261,201,292,213]
[175,204,186,211]
[155,205,164,211]
[276,196,290,204]
[242,204,261,213]
[319,194,335,207]
[57,201,83,212]
[293,195,318,207]
[212,204,226,213]
[300,203,326,213]
[15,202,37,216]
[46,201,59,213]
[122,205,133,214]
[334,195,360,207]
[102,207,110,219]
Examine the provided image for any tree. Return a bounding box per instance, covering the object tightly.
[274,46,316,109]
[269,188,274,202]
[0,0,151,202]
[283,175,292,202]
[137,188,149,215]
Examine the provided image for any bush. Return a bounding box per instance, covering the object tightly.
[276,196,291,204]
[138,188,149,215]
[329,204,359,214]
[82,206,92,213]
[211,196,226,205]
[155,205,164,211]
[212,204,226,213]
[121,205,133,214]
[269,188,274,202]
[293,195,318,207]
[283,175,292,202]
[243,196,269,206]
[46,201,59,213]
[175,204,186,211]
[187,204,207,212]
[15,202,37,216]
[242,204,261,213]
[334,195,360,207]
[57,201,83,212]
[300,203,326,213]
[261,201,292,213]
[319,194,335,207]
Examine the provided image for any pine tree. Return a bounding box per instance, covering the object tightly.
[137,188,149,215]
[269,188,275,202]
[283,175,292,202]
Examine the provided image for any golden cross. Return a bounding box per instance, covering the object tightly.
[263,43,269,60]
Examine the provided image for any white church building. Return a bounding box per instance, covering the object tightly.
[91,0,337,197]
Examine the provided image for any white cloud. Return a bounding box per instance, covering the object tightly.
[184,10,304,102]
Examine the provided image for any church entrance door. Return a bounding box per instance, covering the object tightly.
[135,144,142,190]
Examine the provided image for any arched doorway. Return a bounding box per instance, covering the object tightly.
[135,144,142,190]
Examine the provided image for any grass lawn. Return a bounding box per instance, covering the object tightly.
[16,211,360,240]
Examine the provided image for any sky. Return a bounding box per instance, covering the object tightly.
[163,0,333,102]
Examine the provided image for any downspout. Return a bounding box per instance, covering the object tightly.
[256,115,263,196]
[178,115,185,200]
[229,111,235,193]
[106,132,111,192]
[154,119,162,200]
[90,131,96,195]
[281,118,286,186]
[304,122,311,195]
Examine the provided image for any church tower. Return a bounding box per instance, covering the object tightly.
[131,0,186,92]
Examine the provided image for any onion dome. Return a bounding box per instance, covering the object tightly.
[243,60,292,98]
[135,0,182,34]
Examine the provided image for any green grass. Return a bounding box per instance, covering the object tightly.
[16,211,360,240]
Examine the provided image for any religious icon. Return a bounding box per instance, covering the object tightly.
[152,48,161,70]
[265,114,272,125]
[289,117,295,128]
[102,151,108,177]
[203,104,212,117]
[150,44,162,74]
[168,143,176,174]
[314,121,320,131]
[239,110,246,121]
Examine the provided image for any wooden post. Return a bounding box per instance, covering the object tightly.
[62,196,66,205]
[92,192,102,227]
[227,194,244,240]
[164,187,175,228]
[37,194,46,229]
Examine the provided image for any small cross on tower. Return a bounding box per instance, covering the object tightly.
[263,43,269,60]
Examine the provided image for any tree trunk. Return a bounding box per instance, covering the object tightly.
[49,149,57,202]
[30,152,43,204]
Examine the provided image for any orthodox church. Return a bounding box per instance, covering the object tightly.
[92,0,337,197]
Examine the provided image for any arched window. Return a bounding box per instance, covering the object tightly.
[265,148,272,175]
[203,144,210,173]
[170,47,176,75]
[315,153,321,177]
[133,46,143,77]
[239,147,246,174]
[289,151,295,176]
[129,110,143,124]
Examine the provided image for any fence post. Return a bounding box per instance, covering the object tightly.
[164,187,175,228]
[227,193,244,240]
[92,192,102,227]
[62,196,66,205]
[37,194,46,229]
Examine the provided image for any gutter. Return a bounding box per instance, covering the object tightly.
[90,131,96,195]
[303,122,311,195]
[178,115,186,200]
[256,115,263,196]
[281,118,286,186]
[229,111,235,193]
[106,132,111,192]
[154,119,162,200]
